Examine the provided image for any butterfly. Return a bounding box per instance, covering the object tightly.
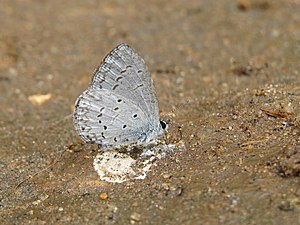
[73,43,167,148]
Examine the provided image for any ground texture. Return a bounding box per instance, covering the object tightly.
[1,0,300,224]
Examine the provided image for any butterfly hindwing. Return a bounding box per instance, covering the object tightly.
[74,88,151,146]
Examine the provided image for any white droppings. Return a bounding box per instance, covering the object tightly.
[93,143,183,183]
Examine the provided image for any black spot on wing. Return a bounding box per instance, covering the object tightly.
[112,84,119,90]
[116,76,123,82]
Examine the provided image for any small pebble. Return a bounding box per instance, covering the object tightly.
[162,183,170,190]
[99,192,108,200]
[163,173,172,179]
[28,93,52,105]
[278,201,294,212]
[130,212,141,222]
[175,186,184,196]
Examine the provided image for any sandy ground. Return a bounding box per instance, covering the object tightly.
[1,0,300,224]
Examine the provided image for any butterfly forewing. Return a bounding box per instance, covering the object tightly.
[92,44,160,126]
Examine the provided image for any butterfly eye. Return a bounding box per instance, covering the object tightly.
[160,120,167,129]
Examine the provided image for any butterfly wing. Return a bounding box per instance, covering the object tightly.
[73,44,163,147]
[92,44,160,128]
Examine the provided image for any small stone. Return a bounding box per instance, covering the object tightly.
[32,199,41,205]
[132,202,138,207]
[161,183,169,190]
[175,186,183,196]
[229,196,238,206]
[130,212,141,222]
[163,173,172,179]
[28,94,52,106]
[237,0,250,11]
[278,201,294,212]
[99,192,108,200]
